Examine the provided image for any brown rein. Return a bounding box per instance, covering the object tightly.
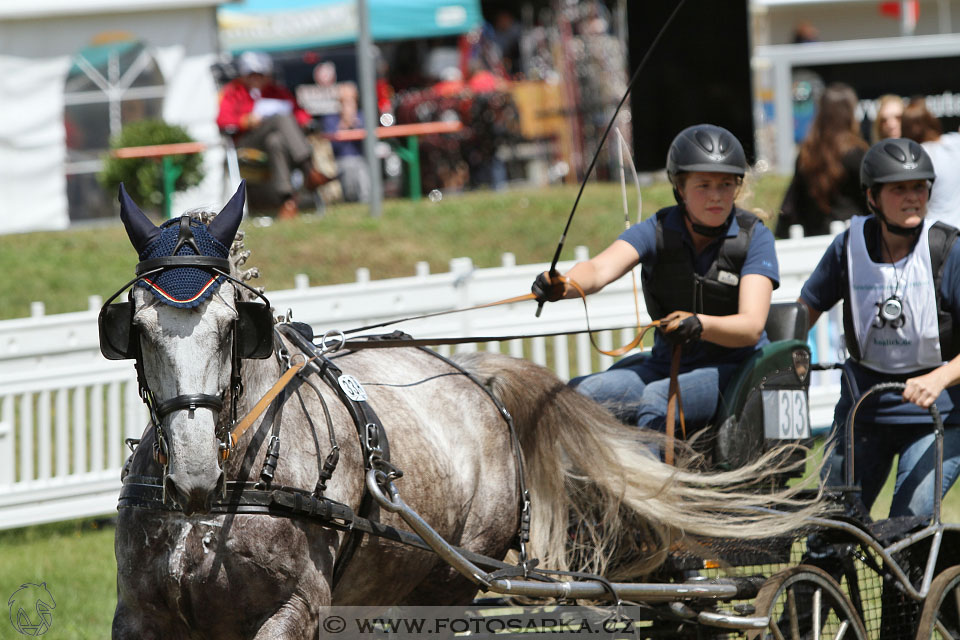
[225,354,317,458]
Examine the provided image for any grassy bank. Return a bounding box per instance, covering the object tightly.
[0,177,789,320]
[1,518,116,638]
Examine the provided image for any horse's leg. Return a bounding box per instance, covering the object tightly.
[253,590,327,640]
[112,598,188,640]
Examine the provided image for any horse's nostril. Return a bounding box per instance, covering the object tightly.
[164,476,180,506]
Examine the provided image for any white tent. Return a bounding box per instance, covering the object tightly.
[0,1,227,234]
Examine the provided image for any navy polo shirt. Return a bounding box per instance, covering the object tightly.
[618,205,780,370]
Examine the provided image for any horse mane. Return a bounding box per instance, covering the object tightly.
[453,351,825,580]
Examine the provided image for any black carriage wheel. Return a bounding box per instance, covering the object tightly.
[748,565,868,640]
[915,565,960,640]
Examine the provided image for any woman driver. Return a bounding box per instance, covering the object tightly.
[532,124,778,440]
[799,138,960,519]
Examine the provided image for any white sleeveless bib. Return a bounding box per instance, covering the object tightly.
[847,216,942,373]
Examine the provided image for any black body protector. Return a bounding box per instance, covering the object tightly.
[651,123,754,321]
[841,220,960,362]
[641,206,758,321]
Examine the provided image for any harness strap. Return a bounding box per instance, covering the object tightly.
[414,347,537,564]
[275,323,400,589]
[295,377,341,496]
[155,393,223,418]
[119,476,518,573]
[663,345,685,466]
[229,356,314,449]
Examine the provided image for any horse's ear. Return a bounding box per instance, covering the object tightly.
[119,183,160,253]
[208,181,246,247]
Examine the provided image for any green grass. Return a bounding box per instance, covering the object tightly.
[0,177,790,320]
[0,518,116,639]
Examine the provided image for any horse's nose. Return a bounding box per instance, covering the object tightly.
[165,471,223,515]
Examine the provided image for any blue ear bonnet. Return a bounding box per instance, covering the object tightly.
[136,217,230,308]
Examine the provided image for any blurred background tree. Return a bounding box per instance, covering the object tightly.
[98,119,205,210]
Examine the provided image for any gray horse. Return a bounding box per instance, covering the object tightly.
[110,185,819,639]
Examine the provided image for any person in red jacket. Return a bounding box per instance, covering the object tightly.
[217,51,330,219]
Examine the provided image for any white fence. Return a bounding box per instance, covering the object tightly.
[0,235,840,530]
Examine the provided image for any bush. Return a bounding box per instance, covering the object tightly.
[98,119,205,208]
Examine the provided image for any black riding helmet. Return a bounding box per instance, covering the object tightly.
[860,138,935,236]
[666,124,747,235]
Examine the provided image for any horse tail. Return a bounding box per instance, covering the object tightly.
[452,351,823,579]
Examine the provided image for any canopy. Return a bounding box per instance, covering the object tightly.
[218,0,482,53]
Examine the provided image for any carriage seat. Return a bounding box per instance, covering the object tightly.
[710,302,813,476]
[763,300,808,342]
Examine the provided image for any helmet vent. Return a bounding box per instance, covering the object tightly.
[884,142,908,163]
[694,130,715,153]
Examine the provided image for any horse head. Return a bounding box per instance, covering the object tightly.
[104,182,273,515]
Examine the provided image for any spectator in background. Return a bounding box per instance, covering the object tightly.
[432,66,466,98]
[217,51,331,219]
[492,10,522,76]
[902,97,960,226]
[791,20,820,43]
[321,82,371,203]
[375,53,395,117]
[776,83,868,238]
[872,94,904,142]
[466,58,510,191]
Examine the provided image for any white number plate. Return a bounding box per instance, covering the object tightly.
[762,389,811,440]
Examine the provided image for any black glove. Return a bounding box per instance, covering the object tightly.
[661,311,702,346]
[531,271,565,303]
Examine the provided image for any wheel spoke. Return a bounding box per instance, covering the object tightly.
[770,622,787,640]
[934,617,951,638]
[835,619,849,640]
[787,588,800,640]
[812,587,821,640]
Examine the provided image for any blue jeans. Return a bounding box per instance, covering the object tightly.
[823,423,960,519]
[822,360,960,519]
[569,353,738,434]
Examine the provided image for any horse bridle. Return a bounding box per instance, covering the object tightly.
[98,249,274,472]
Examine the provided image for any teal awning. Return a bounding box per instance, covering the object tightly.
[218,0,482,53]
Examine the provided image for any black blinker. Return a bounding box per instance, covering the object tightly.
[98,302,136,360]
[236,301,274,359]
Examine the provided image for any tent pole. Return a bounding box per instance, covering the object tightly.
[357,0,383,217]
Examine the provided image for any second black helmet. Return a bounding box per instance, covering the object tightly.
[860,138,935,190]
[666,124,747,180]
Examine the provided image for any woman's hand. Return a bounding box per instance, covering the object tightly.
[531,271,565,303]
[660,311,702,345]
[904,370,948,409]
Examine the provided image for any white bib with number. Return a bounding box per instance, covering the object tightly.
[846,216,942,373]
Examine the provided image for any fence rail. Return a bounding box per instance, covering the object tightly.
[0,235,839,530]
